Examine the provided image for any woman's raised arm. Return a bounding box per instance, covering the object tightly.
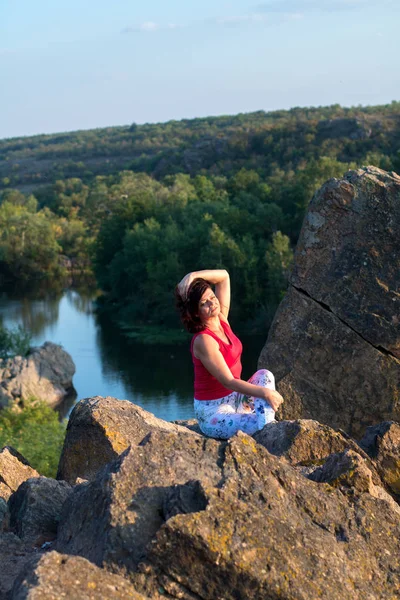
[177,269,231,318]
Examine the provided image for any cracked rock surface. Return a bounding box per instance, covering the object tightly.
[259,166,400,437]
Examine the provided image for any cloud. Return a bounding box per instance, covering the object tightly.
[121,0,389,35]
[121,11,302,35]
[215,10,304,26]
[216,13,269,24]
[255,0,376,13]
[140,21,160,32]
[121,22,179,34]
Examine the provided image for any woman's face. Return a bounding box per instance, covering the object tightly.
[198,287,220,323]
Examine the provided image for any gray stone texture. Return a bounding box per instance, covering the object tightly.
[56,424,400,600]
[0,342,75,408]
[0,533,38,600]
[11,551,147,600]
[259,166,400,437]
[0,447,39,501]
[359,421,400,496]
[8,477,72,544]
[254,419,369,466]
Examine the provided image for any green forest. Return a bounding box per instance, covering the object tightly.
[0,102,399,336]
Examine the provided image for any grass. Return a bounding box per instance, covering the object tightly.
[0,399,66,478]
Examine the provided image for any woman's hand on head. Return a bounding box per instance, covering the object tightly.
[263,389,284,412]
[177,272,195,300]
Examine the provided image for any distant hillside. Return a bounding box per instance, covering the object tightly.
[1,102,399,193]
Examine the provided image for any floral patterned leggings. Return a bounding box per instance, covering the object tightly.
[194,369,276,440]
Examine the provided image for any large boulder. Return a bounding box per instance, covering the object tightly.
[8,478,72,544]
[56,431,221,567]
[11,551,147,600]
[0,447,39,501]
[0,342,75,408]
[57,428,400,599]
[57,396,199,484]
[259,166,400,436]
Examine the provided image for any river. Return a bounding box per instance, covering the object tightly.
[0,283,267,422]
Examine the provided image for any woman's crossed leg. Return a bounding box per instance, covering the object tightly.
[194,369,276,439]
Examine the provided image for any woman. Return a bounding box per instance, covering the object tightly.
[176,269,283,439]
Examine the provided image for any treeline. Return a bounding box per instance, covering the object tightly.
[0,102,399,191]
[0,102,399,334]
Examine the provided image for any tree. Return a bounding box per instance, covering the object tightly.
[0,202,60,279]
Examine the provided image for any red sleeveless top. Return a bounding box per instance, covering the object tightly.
[190,319,243,400]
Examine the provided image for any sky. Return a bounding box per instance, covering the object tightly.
[1,0,399,139]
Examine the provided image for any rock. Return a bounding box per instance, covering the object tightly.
[57,396,200,484]
[11,551,147,600]
[309,449,400,515]
[260,287,400,435]
[253,419,364,467]
[57,428,400,599]
[0,533,37,600]
[56,431,221,568]
[0,447,39,501]
[8,477,72,544]
[171,418,202,434]
[0,342,75,408]
[0,482,11,501]
[359,421,400,495]
[259,167,400,436]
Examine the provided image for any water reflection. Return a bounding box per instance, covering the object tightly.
[0,278,98,337]
[65,290,99,315]
[96,312,194,401]
[0,293,62,336]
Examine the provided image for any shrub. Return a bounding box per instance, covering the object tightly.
[0,324,31,359]
[0,399,66,477]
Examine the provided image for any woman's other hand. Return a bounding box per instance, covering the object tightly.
[263,389,284,412]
